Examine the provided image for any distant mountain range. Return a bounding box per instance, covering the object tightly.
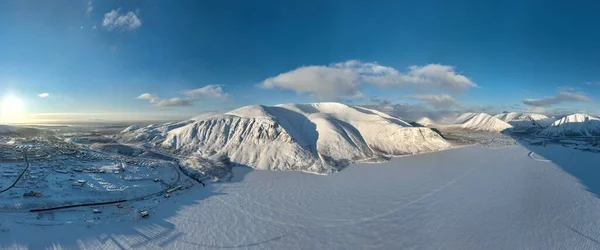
[415,111,600,136]
[541,113,600,136]
[117,103,599,174]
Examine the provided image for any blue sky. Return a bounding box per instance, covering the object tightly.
[1,0,599,123]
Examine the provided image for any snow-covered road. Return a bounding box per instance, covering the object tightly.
[2,144,600,249]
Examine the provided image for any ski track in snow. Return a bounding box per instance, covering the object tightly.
[528,151,552,162]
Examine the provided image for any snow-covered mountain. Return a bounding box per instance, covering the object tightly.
[119,102,450,174]
[414,117,437,127]
[493,112,522,123]
[119,120,196,146]
[494,112,552,128]
[451,113,513,132]
[541,113,600,137]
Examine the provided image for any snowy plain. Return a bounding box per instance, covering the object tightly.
[2,143,600,249]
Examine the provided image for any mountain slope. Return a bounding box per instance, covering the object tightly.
[120,102,450,174]
[414,117,437,127]
[541,113,600,136]
[493,112,521,122]
[452,113,513,132]
[494,112,552,128]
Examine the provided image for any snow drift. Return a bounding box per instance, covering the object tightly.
[120,102,450,174]
[451,113,513,132]
[541,113,600,137]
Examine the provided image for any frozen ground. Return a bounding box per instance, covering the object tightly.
[2,144,600,249]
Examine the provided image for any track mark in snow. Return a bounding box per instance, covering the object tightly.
[216,152,490,230]
[214,196,309,227]
[180,234,287,249]
[227,191,355,222]
[528,151,552,163]
[317,161,484,228]
[565,223,600,245]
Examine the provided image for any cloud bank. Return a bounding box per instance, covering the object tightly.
[522,91,592,107]
[182,85,231,99]
[259,60,476,100]
[137,85,231,108]
[38,93,50,98]
[409,94,461,109]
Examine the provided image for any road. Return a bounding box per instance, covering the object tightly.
[0,148,29,194]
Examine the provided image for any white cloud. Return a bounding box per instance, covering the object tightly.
[136,93,158,103]
[155,98,193,108]
[102,9,142,31]
[410,94,461,109]
[137,86,231,108]
[258,60,476,100]
[38,93,49,98]
[404,64,476,91]
[333,60,477,91]
[259,65,363,100]
[522,91,592,107]
[86,0,93,16]
[182,85,231,99]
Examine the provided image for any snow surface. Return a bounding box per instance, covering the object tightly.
[451,113,513,132]
[542,113,600,137]
[3,144,600,249]
[121,102,450,174]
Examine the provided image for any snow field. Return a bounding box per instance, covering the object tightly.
[3,144,600,249]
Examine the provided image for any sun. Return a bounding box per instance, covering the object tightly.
[1,95,26,124]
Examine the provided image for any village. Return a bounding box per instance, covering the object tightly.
[0,134,196,226]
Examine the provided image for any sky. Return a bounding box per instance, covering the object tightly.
[1,0,599,123]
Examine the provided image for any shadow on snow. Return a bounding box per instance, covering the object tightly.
[501,127,600,198]
[0,166,253,249]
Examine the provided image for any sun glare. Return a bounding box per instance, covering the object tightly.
[0,95,25,124]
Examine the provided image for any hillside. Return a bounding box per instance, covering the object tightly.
[541,113,600,137]
[452,113,513,132]
[494,112,552,128]
[414,117,437,127]
[493,112,522,122]
[120,102,450,174]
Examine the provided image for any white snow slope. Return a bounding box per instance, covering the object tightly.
[120,102,450,173]
[414,117,437,127]
[119,120,197,146]
[493,112,522,122]
[541,113,600,136]
[494,112,553,128]
[451,113,513,132]
[4,144,600,249]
